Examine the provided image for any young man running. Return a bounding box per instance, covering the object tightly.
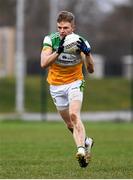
[41,11,94,168]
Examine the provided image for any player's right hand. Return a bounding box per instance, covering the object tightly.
[56,36,66,54]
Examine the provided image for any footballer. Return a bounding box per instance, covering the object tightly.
[40,10,94,168]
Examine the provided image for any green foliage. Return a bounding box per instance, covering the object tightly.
[0,76,131,113]
[0,121,133,178]
[0,77,15,112]
[83,77,131,111]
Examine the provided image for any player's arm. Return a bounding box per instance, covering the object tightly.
[85,53,94,73]
[81,52,94,73]
[40,36,65,69]
[41,48,59,69]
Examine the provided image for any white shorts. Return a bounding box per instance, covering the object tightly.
[50,80,85,111]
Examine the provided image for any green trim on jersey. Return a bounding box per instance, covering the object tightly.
[79,80,85,92]
[43,32,61,51]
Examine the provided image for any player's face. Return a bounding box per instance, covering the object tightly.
[57,21,75,39]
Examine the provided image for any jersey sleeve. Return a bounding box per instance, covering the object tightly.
[42,36,52,50]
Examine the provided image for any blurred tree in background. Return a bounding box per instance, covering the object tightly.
[0,0,16,26]
[99,4,133,76]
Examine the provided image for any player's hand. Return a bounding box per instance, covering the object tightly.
[77,38,91,55]
[56,36,66,54]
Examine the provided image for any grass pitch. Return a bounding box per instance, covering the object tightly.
[0,120,133,179]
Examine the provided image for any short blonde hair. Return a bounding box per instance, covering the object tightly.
[57,11,75,24]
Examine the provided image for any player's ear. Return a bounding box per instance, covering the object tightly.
[71,22,76,31]
[72,24,76,31]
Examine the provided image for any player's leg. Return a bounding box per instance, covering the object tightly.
[69,99,88,167]
[69,100,85,148]
[50,82,85,147]
[68,80,94,167]
[58,102,87,166]
[59,108,93,155]
[68,80,85,149]
[50,84,73,133]
[84,137,94,167]
[67,80,86,166]
[58,105,87,145]
[58,101,93,168]
[50,82,93,167]
[58,108,73,133]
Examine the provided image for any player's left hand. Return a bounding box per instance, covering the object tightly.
[56,36,66,54]
[77,38,91,55]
